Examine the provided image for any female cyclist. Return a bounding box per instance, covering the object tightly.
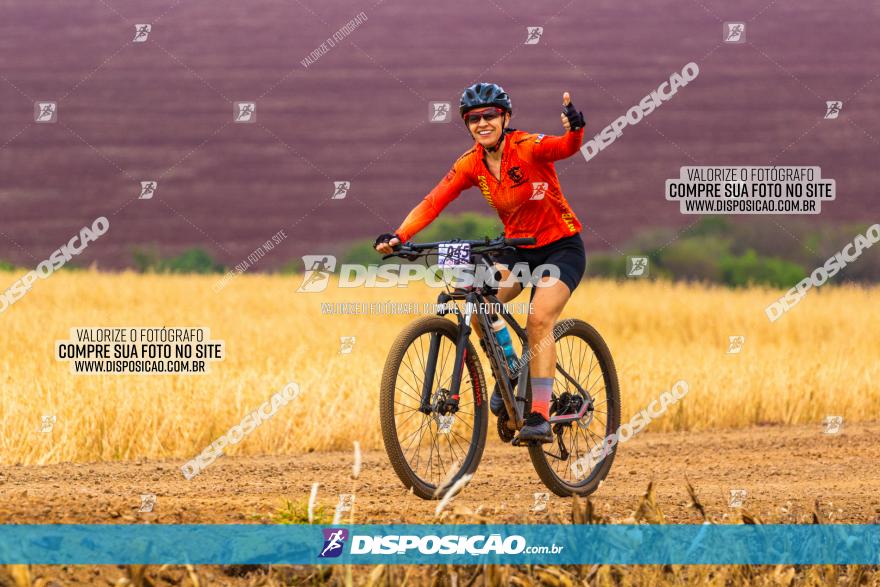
[374,82,586,443]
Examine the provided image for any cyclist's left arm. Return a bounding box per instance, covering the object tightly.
[531,93,586,162]
[530,127,584,162]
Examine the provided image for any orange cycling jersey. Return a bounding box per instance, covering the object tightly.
[395,127,584,248]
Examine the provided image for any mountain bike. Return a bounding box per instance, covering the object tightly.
[378,235,621,499]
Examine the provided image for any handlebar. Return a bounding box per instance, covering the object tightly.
[381,235,536,260]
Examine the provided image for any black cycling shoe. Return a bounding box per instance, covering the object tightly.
[490,384,505,416]
[516,412,554,443]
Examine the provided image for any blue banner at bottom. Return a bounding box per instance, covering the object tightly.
[0,524,877,565]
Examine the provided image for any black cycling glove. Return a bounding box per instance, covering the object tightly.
[374,232,399,247]
[563,102,585,131]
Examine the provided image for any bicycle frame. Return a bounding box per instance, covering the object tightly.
[410,243,593,432]
[413,287,527,425]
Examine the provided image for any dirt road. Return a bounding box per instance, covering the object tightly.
[2,423,879,525]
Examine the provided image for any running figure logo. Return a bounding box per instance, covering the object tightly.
[133,24,151,42]
[727,335,745,354]
[139,181,157,200]
[524,27,543,45]
[627,256,649,278]
[532,492,549,512]
[234,102,256,123]
[337,494,355,513]
[728,489,747,508]
[824,101,843,119]
[437,413,454,434]
[319,528,349,558]
[723,22,745,43]
[823,415,843,434]
[297,255,336,293]
[339,336,356,354]
[139,493,157,513]
[34,101,57,123]
[430,102,451,123]
[332,181,350,200]
[40,415,56,433]
[530,182,548,200]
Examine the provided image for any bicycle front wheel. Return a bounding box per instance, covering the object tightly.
[380,316,488,500]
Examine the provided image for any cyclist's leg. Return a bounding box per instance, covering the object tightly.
[494,264,524,303]
[519,236,585,439]
[526,235,586,380]
[527,279,572,379]
[516,279,571,440]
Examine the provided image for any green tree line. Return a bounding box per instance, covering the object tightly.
[1,214,877,286]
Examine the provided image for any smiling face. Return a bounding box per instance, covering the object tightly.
[465,107,510,148]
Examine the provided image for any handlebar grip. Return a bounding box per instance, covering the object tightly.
[505,237,536,246]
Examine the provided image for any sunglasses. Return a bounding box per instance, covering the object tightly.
[464,107,505,126]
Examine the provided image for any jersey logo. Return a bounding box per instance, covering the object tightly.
[530,182,548,200]
[535,134,545,143]
[507,166,526,186]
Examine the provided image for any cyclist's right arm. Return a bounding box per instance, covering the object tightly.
[393,157,475,243]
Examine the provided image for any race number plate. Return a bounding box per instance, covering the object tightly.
[438,242,471,267]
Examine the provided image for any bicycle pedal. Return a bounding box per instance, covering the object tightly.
[513,433,555,446]
[510,436,535,447]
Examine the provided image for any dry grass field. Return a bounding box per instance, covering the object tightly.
[0,271,878,465]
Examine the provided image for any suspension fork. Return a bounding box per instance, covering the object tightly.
[419,294,476,413]
[419,331,442,413]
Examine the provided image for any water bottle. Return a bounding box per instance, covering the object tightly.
[491,316,519,376]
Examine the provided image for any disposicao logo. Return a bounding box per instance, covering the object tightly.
[319,528,349,558]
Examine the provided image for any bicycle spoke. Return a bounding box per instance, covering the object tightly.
[393,398,420,411]
[450,429,468,460]
[449,428,473,448]
[394,406,422,431]
[583,424,605,447]
[414,334,427,373]
[401,414,431,450]
[432,428,446,483]
[400,354,425,394]
[425,420,438,482]
[407,415,432,471]
[395,384,422,405]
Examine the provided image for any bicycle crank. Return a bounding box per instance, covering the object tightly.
[496,411,515,443]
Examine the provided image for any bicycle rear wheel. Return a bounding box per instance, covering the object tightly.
[527,319,621,496]
[380,316,488,500]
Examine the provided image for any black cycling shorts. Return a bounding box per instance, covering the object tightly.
[494,232,586,294]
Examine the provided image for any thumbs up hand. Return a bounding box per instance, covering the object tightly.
[560,91,585,132]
